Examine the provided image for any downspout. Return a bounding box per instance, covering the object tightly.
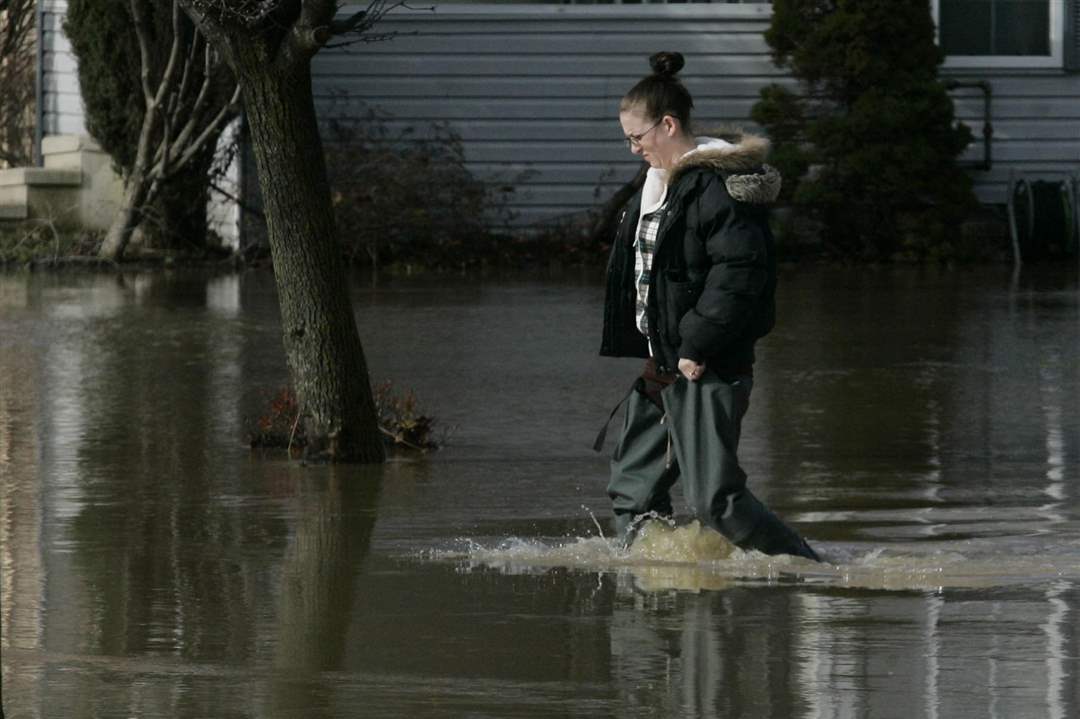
[1,555,5,719]
[942,79,993,171]
[34,0,45,166]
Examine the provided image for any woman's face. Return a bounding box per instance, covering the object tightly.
[619,107,679,170]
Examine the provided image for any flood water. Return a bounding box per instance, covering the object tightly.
[1,264,1079,718]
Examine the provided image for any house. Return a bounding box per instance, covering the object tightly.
[309,0,1080,228]
[26,1,1080,240]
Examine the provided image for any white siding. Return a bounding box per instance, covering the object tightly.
[41,0,87,138]
[945,72,1080,204]
[317,2,1080,224]
[314,4,778,226]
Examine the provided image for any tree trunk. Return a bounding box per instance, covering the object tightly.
[98,175,149,261]
[236,49,384,464]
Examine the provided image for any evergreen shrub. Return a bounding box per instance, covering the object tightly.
[752,0,978,261]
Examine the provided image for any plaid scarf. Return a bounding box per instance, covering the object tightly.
[634,207,664,337]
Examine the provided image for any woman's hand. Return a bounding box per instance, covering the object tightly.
[678,358,706,381]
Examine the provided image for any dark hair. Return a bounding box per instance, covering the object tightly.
[620,51,694,131]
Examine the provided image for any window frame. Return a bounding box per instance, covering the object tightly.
[931,0,1064,68]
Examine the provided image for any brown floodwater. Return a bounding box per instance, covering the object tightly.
[1,264,1078,718]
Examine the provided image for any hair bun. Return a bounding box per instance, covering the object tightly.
[649,51,685,77]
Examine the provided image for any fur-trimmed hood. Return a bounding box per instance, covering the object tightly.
[669,128,781,205]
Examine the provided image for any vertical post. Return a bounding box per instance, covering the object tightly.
[1,544,5,719]
[1006,171,1025,269]
[34,0,46,167]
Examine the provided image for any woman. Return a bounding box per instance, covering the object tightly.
[599,51,819,561]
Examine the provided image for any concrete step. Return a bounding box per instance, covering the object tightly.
[0,175,83,224]
[0,167,82,188]
[44,135,106,171]
[0,203,29,220]
[42,135,100,156]
[0,184,28,206]
[0,137,124,231]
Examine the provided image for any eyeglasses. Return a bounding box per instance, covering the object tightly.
[625,119,662,149]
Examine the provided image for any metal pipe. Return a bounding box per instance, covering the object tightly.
[1,561,5,719]
[942,79,993,171]
[1006,171,1024,268]
[34,0,45,167]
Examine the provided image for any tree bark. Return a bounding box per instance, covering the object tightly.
[235,43,384,463]
[99,172,150,261]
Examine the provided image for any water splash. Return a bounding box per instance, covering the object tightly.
[626,519,735,562]
[581,504,607,542]
[428,522,1080,593]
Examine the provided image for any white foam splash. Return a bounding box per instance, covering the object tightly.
[428,521,1080,593]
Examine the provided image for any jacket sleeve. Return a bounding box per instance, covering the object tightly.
[676,176,770,363]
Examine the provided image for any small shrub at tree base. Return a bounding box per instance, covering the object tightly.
[373,380,438,451]
[248,387,306,450]
[249,383,440,452]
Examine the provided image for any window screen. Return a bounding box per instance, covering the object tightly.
[939,0,1050,56]
[430,1,770,4]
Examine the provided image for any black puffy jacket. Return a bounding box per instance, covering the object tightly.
[600,129,781,374]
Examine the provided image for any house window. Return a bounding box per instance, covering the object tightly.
[933,0,1063,68]
[431,1,770,4]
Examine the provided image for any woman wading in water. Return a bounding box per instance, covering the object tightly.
[599,51,819,561]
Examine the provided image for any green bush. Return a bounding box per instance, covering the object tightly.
[324,108,518,271]
[752,0,978,260]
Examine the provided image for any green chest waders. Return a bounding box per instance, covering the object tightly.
[601,369,820,561]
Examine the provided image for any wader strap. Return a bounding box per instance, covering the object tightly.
[664,427,673,469]
[592,378,644,452]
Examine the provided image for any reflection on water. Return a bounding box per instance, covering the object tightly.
[1,267,1079,717]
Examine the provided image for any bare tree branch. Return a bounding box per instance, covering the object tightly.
[158,83,241,178]
[329,8,368,35]
[100,1,240,261]
[287,0,336,58]
[166,42,218,157]
[175,30,204,109]
[323,30,401,50]
[332,0,417,36]
[161,98,173,179]
[288,1,408,59]
[186,0,279,29]
[0,0,35,59]
[154,2,187,108]
[209,179,265,220]
[175,0,237,68]
[129,0,157,103]
[0,0,36,166]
